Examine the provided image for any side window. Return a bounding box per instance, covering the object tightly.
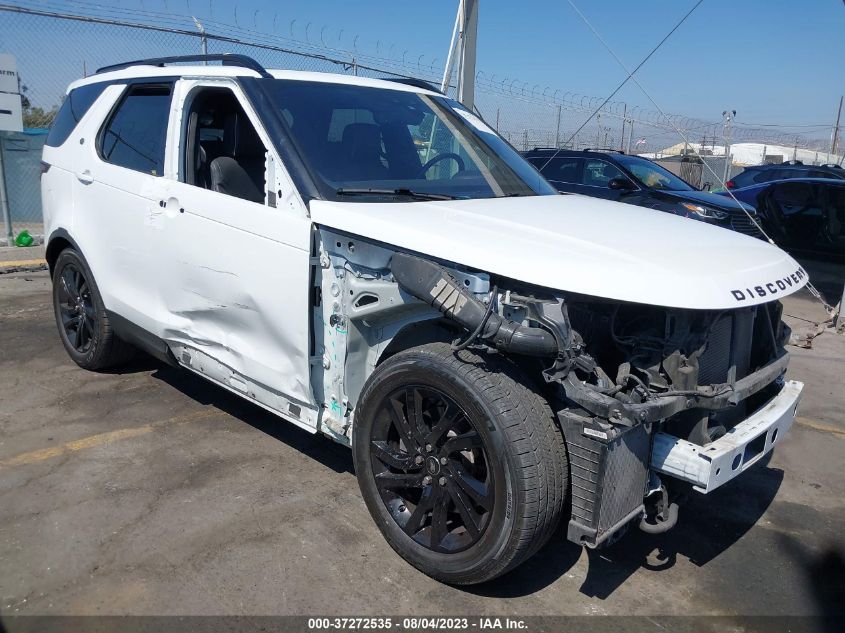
[45,82,108,147]
[809,170,833,179]
[583,159,625,188]
[534,157,581,183]
[99,84,172,176]
[754,170,776,184]
[183,87,267,204]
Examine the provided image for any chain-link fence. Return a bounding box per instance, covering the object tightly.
[1,2,841,244]
[0,4,436,243]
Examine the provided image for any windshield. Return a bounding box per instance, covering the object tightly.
[615,155,695,192]
[258,80,556,201]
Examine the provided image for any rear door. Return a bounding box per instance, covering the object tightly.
[71,81,174,332]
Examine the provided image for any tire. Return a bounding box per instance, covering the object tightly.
[353,342,568,584]
[52,248,135,370]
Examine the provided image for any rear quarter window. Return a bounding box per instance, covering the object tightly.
[99,83,172,176]
[45,82,109,147]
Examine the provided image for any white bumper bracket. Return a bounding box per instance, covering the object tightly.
[651,380,803,493]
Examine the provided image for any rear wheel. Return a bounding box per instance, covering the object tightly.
[353,342,568,584]
[52,248,134,370]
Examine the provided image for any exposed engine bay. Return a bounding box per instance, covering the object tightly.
[315,229,801,548]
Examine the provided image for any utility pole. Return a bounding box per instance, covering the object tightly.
[626,118,634,154]
[441,0,479,110]
[832,95,843,155]
[721,109,735,183]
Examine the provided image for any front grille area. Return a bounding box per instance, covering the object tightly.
[698,309,756,385]
[730,211,766,239]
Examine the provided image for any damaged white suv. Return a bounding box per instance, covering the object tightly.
[42,55,807,584]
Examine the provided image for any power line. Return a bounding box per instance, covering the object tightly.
[558,0,703,150]
[564,0,835,313]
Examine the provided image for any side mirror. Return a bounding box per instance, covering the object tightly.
[702,181,712,191]
[608,177,634,191]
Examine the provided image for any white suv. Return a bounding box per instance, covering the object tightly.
[42,54,806,584]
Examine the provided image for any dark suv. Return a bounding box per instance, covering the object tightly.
[522,148,764,238]
[726,161,845,190]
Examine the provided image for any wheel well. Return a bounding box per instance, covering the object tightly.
[377,319,457,366]
[45,237,73,275]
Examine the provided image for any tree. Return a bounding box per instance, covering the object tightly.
[17,75,58,129]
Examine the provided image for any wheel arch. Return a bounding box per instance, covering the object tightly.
[45,228,82,276]
[376,318,456,366]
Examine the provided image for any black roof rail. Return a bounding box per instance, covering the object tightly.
[96,54,273,79]
[583,148,625,154]
[381,77,443,93]
[821,163,842,169]
[783,159,804,166]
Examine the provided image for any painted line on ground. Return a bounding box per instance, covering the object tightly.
[0,409,218,469]
[795,415,845,439]
[0,258,47,268]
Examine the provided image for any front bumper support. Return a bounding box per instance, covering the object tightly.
[651,380,803,493]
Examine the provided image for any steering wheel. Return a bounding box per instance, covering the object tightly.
[416,152,465,178]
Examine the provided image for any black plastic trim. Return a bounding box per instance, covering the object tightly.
[96,54,272,79]
[107,311,178,367]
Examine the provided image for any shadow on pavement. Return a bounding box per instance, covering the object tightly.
[111,354,787,601]
[778,535,845,626]
[147,362,355,475]
[468,459,784,599]
[578,462,784,600]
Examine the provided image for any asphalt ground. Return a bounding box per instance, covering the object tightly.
[0,266,843,624]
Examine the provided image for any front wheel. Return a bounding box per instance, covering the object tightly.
[353,342,568,584]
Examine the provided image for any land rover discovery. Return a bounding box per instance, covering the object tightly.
[42,54,806,584]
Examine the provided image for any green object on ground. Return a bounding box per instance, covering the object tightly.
[14,230,34,247]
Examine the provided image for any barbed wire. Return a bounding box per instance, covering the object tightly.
[1,0,839,157]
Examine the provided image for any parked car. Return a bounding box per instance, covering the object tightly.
[726,161,845,190]
[43,54,807,584]
[720,178,845,258]
[522,148,764,238]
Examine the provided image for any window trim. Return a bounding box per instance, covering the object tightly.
[176,80,275,205]
[96,80,175,177]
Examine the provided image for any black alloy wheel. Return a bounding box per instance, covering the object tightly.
[370,385,494,554]
[354,342,568,585]
[56,263,96,354]
[52,248,134,370]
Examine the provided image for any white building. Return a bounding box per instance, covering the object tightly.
[644,141,843,167]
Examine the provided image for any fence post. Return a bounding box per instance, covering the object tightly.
[555,104,561,148]
[0,135,13,246]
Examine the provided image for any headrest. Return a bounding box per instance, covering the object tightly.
[342,123,382,154]
[222,111,265,157]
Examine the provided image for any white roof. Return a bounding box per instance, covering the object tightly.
[68,65,439,96]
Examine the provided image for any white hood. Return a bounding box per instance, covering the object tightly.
[310,194,808,310]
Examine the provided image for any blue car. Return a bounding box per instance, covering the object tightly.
[522,148,765,238]
[718,178,845,257]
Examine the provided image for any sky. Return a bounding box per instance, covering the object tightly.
[197,0,845,131]
[2,0,844,143]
